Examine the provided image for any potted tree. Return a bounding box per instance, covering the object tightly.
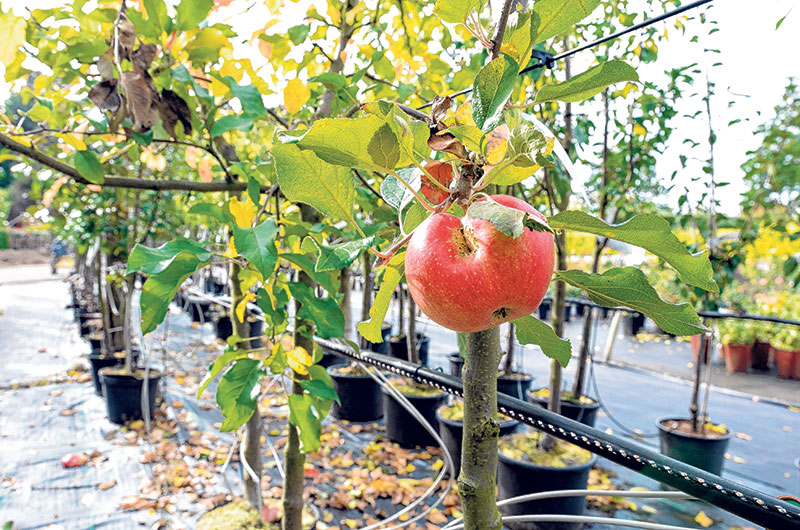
[771,328,800,380]
[716,319,755,373]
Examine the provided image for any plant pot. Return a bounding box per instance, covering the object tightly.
[382,388,446,448]
[89,352,125,395]
[99,368,161,425]
[538,301,551,321]
[574,302,586,317]
[772,347,800,380]
[722,343,751,374]
[497,372,533,400]
[388,333,429,365]
[186,296,213,323]
[624,312,645,336]
[498,444,598,530]
[78,312,102,337]
[527,389,600,427]
[436,407,518,474]
[318,342,348,368]
[88,334,104,354]
[246,316,263,349]
[563,303,573,322]
[204,277,225,296]
[656,417,732,475]
[448,352,464,378]
[751,340,771,371]
[365,322,392,354]
[328,365,382,422]
[691,335,712,364]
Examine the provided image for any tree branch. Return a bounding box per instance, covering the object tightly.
[490,0,515,60]
[0,132,270,193]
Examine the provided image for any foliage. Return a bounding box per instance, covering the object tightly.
[715,319,756,346]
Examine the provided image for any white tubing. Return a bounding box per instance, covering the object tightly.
[447,515,699,530]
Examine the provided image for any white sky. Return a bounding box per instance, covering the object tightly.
[2,0,797,217]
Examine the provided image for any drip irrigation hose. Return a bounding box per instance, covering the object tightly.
[447,514,699,530]
[315,337,800,529]
[442,489,694,530]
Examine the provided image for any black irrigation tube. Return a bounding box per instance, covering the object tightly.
[415,0,714,111]
[315,337,800,529]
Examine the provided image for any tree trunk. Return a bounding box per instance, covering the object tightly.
[572,242,602,398]
[397,285,405,337]
[283,204,319,530]
[231,261,263,513]
[502,322,515,374]
[360,252,373,350]
[339,266,353,341]
[407,291,419,363]
[459,326,503,530]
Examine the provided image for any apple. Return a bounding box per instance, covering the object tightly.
[419,161,454,205]
[405,194,554,333]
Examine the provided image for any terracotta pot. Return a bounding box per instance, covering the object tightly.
[722,343,751,373]
[772,347,800,380]
[691,335,711,364]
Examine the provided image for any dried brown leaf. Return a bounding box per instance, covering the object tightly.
[157,89,192,138]
[131,43,157,73]
[120,71,158,133]
[88,79,122,114]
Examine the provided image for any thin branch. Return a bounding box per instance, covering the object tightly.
[0,132,268,193]
[490,0,515,60]
[353,169,383,201]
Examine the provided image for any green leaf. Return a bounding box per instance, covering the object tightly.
[287,24,311,45]
[143,0,170,34]
[380,168,420,211]
[197,347,249,398]
[466,199,552,238]
[210,114,254,137]
[305,236,377,272]
[357,251,404,342]
[140,252,205,334]
[531,0,601,44]
[300,379,340,403]
[233,219,279,279]
[247,175,261,206]
[513,315,572,368]
[433,0,482,23]
[256,286,288,330]
[534,60,638,104]
[403,201,432,233]
[73,150,105,184]
[281,252,339,294]
[310,72,347,89]
[188,202,233,224]
[216,358,265,432]
[230,82,267,117]
[472,54,520,133]
[289,281,345,340]
[175,0,214,32]
[548,211,718,292]
[127,238,211,275]
[273,142,354,222]
[288,393,323,453]
[555,267,708,336]
[447,125,486,155]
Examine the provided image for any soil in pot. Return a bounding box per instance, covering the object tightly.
[498,431,596,530]
[722,343,751,373]
[388,333,430,365]
[497,371,533,400]
[383,379,446,448]
[448,352,464,378]
[99,368,161,425]
[656,418,732,475]
[751,340,771,371]
[364,321,392,354]
[436,400,518,474]
[773,348,800,380]
[197,498,316,530]
[527,388,600,427]
[328,364,382,422]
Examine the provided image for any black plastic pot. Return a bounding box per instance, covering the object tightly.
[365,322,392,354]
[563,303,573,322]
[383,388,446,448]
[573,302,586,317]
[624,312,646,336]
[388,333,430,365]
[436,408,518,474]
[215,315,233,341]
[656,417,732,475]
[527,389,600,427]
[89,353,124,395]
[498,446,598,530]
[448,353,464,378]
[247,316,264,348]
[328,365,383,422]
[318,342,348,368]
[538,301,551,321]
[88,334,104,354]
[99,369,161,425]
[497,372,533,400]
[751,340,770,371]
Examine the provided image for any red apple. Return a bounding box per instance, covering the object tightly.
[405,194,554,333]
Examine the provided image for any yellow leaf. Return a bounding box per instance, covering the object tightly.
[55,132,86,151]
[223,238,237,258]
[0,13,25,66]
[633,123,647,137]
[284,78,310,115]
[235,291,256,323]
[326,2,341,26]
[228,196,256,227]
[238,269,262,291]
[694,511,713,528]
[286,346,312,375]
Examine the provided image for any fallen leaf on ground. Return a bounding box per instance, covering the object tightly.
[98,480,117,490]
[694,511,714,528]
[61,453,89,468]
[61,408,77,417]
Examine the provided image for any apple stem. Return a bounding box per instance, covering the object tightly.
[459,326,504,530]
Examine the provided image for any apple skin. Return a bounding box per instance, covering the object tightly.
[405,194,554,333]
